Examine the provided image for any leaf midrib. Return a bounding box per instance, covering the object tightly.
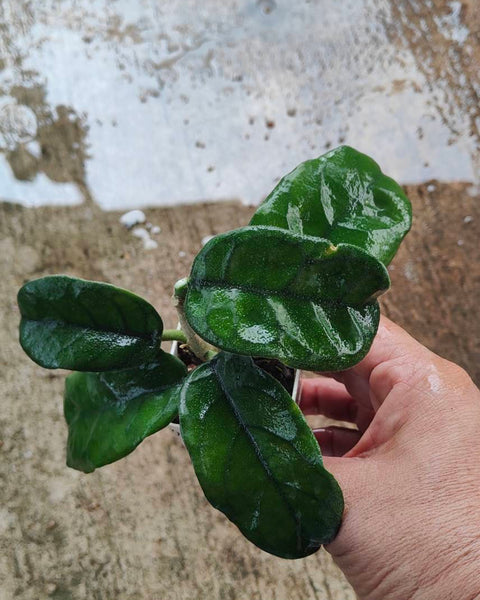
[211,360,305,550]
[22,316,157,343]
[190,277,374,308]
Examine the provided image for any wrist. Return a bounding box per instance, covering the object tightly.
[393,514,480,600]
[418,538,480,600]
[327,492,480,600]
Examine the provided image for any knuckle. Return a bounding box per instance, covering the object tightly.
[438,358,473,388]
[370,354,426,392]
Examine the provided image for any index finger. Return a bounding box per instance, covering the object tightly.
[330,316,434,410]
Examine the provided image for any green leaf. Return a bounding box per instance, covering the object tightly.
[185,226,389,371]
[64,350,187,473]
[250,145,412,265]
[18,276,163,371]
[180,352,343,558]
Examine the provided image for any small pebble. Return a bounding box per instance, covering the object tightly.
[457,239,464,246]
[132,227,148,239]
[463,215,473,224]
[426,184,436,192]
[46,520,57,531]
[143,239,158,250]
[151,225,161,234]
[132,227,158,250]
[178,251,186,258]
[120,210,146,228]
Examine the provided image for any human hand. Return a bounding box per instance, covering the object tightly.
[300,317,480,600]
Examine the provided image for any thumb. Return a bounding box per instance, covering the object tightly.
[332,316,437,413]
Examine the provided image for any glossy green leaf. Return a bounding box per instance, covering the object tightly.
[250,145,412,265]
[18,275,163,371]
[64,350,187,472]
[180,352,344,558]
[185,226,389,371]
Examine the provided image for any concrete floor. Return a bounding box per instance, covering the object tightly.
[0,1,479,599]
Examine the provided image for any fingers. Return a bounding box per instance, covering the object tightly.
[332,316,435,410]
[304,317,443,464]
[300,377,375,432]
[299,377,357,422]
[314,426,362,457]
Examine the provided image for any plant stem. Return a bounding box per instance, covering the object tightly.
[172,278,218,361]
[161,329,188,343]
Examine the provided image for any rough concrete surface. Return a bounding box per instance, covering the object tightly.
[1,201,356,600]
[1,184,480,600]
[1,0,480,599]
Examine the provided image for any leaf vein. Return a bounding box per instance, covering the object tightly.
[190,278,372,308]
[211,361,305,549]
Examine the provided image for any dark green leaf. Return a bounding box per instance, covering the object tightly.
[64,350,187,473]
[250,145,412,265]
[185,226,389,371]
[180,352,343,558]
[18,276,163,371]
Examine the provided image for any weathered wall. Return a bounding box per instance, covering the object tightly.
[1,0,479,209]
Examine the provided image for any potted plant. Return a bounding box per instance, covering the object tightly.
[17,145,411,559]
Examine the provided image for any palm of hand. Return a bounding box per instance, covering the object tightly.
[300,317,480,600]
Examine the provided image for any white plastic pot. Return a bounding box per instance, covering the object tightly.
[168,339,301,438]
[168,339,182,439]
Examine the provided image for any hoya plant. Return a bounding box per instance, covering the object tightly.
[17,146,411,559]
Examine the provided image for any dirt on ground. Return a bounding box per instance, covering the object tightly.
[1,184,479,600]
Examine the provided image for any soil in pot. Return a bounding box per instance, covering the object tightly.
[176,343,295,394]
[170,344,296,425]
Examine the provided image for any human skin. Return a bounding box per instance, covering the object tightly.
[300,317,480,600]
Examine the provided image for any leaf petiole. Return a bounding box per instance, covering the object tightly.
[161,329,188,343]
